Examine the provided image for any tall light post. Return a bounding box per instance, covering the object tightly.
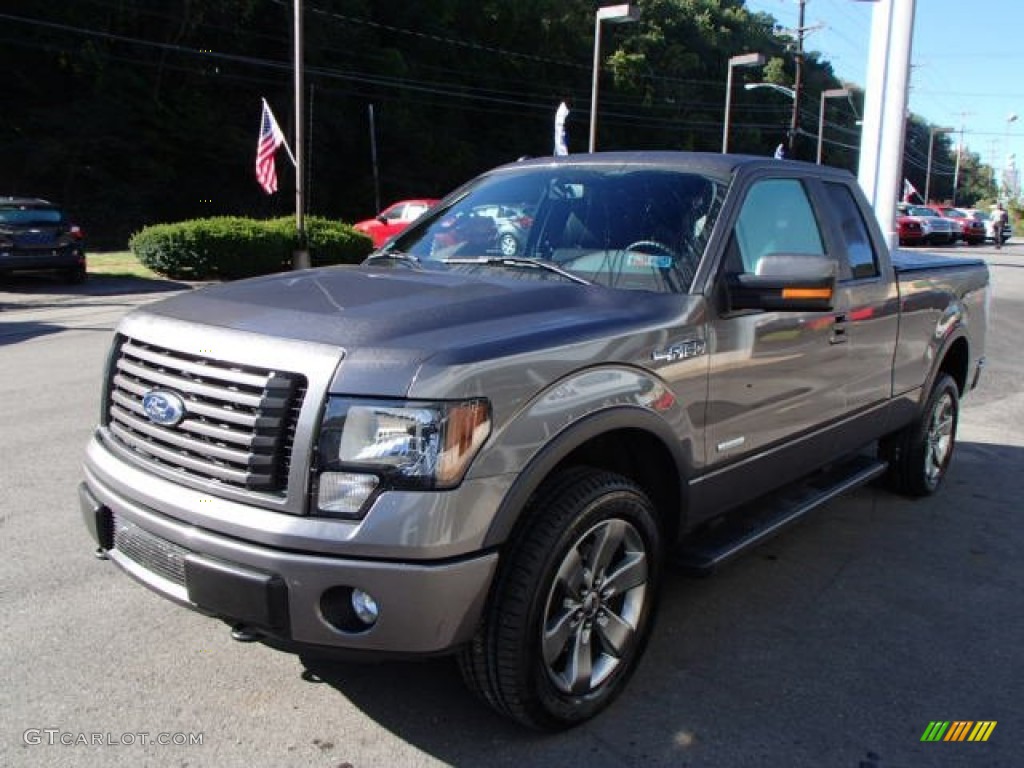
[924,126,954,204]
[816,88,850,164]
[589,4,640,153]
[722,53,765,154]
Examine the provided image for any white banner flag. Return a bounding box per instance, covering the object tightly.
[554,101,569,156]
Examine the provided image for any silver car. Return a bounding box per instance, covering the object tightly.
[898,203,956,245]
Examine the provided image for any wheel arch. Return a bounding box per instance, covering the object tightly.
[482,407,691,551]
[935,333,969,397]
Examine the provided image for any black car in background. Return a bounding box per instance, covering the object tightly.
[0,197,86,283]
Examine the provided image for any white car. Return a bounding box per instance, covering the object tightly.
[959,208,1012,244]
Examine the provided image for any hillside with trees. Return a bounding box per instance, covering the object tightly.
[0,0,994,247]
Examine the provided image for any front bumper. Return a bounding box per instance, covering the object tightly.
[80,477,498,655]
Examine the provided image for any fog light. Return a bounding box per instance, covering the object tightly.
[351,589,379,626]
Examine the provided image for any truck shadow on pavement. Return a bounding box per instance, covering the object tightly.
[295,439,1021,766]
[0,271,196,305]
[0,273,198,345]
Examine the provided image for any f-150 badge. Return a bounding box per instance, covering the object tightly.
[652,338,706,363]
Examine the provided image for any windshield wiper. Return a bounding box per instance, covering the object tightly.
[439,257,591,285]
[365,251,422,268]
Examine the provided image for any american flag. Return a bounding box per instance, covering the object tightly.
[256,99,287,194]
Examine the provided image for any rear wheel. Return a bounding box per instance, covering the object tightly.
[459,468,662,730]
[881,373,959,496]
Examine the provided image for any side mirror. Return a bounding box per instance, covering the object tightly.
[726,253,836,312]
[376,214,388,224]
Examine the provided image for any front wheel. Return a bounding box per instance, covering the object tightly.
[459,468,662,730]
[881,373,959,496]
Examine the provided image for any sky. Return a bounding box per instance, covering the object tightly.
[743,0,1024,177]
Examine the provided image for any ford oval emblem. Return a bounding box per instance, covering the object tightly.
[142,390,187,426]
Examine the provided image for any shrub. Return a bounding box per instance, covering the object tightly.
[129,216,373,280]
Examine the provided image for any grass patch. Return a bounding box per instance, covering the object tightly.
[88,250,162,279]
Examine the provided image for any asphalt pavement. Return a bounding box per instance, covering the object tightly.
[2,249,1021,768]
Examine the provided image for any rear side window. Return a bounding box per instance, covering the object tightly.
[824,182,879,279]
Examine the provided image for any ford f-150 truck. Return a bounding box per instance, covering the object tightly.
[80,153,988,729]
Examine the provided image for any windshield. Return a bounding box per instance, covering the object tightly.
[906,205,939,217]
[384,166,725,294]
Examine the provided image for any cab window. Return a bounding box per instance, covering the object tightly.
[727,178,826,275]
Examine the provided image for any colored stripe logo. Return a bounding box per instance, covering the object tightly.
[921,721,997,742]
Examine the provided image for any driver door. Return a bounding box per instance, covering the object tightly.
[698,176,849,511]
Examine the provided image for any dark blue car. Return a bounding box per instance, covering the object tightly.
[0,197,86,283]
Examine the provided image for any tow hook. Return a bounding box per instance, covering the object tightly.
[230,624,263,643]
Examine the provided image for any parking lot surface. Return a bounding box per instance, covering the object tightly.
[2,248,1021,767]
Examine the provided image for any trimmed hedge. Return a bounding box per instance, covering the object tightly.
[129,216,373,280]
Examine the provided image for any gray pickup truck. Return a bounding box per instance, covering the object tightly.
[81,153,988,729]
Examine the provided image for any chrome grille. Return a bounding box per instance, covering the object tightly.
[105,335,307,494]
[113,514,189,587]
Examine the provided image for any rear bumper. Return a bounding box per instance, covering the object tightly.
[0,245,84,271]
[80,478,498,655]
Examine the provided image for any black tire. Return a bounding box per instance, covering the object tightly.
[880,373,959,496]
[458,467,662,730]
[62,265,87,284]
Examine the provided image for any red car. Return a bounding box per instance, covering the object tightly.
[352,198,438,248]
[896,211,926,246]
[925,205,986,245]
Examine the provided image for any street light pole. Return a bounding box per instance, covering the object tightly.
[816,88,850,164]
[924,126,954,204]
[589,4,640,153]
[722,53,765,154]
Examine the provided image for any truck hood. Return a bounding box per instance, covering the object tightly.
[140,265,692,394]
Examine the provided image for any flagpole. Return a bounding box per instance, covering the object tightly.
[292,0,309,270]
[368,104,381,214]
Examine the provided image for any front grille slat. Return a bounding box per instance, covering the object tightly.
[110,408,253,465]
[121,341,271,389]
[112,379,261,429]
[105,335,307,496]
[109,421,252,484]
[116,358,265,408]
[111,389,259,443]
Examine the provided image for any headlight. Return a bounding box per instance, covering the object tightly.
[313,398,491,518]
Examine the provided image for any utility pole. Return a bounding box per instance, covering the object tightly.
[951,112,973,207]
[789,0,806,158]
